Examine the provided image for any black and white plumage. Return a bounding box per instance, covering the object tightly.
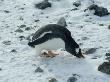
[28,18,84,58]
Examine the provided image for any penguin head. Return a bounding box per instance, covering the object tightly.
[28,42,35,48]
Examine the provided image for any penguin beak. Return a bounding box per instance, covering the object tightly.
[76,48,85,58]
[28,42,35,48]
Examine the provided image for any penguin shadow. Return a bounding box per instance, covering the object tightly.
[36,52,94,76]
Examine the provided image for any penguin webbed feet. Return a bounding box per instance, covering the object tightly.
[75,48,85,58]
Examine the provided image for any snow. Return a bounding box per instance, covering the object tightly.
[0,0,110,82]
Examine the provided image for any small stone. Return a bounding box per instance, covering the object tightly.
[105,53,110,57]
[4,10,10,13]
[105,57,110,61]
[99,24,104,26]
[87,4,109,17]
[19,36,25,40]
[108,25,110,29]
[25,27,31,31]
[0,68,2,71]
[35,67,43,73]
[19,17,23,20]
[98,62,110,74]
[19,25,26,28]
[67,76,77,82]
[91,57,97,59]
[2,41,11,45]
[15,28,23,33]
[81,37,89,40]
[73,1,81,7]
[71,8,78,11]
[85,48,97,54]
[49,78,57,82]
[35,19,39,22]
[11,49,17,53]
[35,0,51,10]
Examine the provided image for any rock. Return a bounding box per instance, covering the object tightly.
[35,0,51,10]
[87,4,109,17]
[4,10,10,13]
[98,62,110,74]
[105,53,110,62]
[71,8,78,11]
[105,53,110,57]
[49,78,57,82]
[2,41,11,45]
[108,25,110,29]
[81,37,89,40]
[73,1,81,7]
[99,24,104,26]
[15,28,23,33]
[11,49,17,53]
[85,48,97,54]
[35,19,40,22]
[35,67,43,73]
[105,57,110,61]
[0,68,2,71]
[19,36,25,40]
[19,25,26,28]
[67,76,77,82]
[25,27,31,31]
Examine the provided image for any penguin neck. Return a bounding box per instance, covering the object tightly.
[65,36,79,49]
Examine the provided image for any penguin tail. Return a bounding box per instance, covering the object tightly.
[57,17,67,27]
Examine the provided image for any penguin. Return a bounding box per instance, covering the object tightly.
[28,17,84,58]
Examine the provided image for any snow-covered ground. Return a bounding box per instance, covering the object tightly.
[0,0,110,82]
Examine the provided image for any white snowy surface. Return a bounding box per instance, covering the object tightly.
[0,0,110,82]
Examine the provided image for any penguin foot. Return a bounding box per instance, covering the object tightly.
[41,50,59,58]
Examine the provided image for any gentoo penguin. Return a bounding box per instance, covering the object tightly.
[28,17,84,58]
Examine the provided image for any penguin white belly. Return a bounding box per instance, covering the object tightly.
[35,38,65,55]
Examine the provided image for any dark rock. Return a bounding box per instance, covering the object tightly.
[49,78,57,82]
[105,53,110,57]
[35,67,43,73]
[73,1,81,7]
[11,49,17,53]
[19,36,25,40]
[2,41,11,45]
[25,27,31,31]
[87,4,109,17]
[20,8,24,10]
[99,24,104,26]
[71,8,78,11]
[105,53,110,62]
[35,0,51,10]
[19,25,26,28]
[35,19,39,22]
[108,25,110,29]
[91,57,97,59]
[15,28,23,33]
[0,68,2,71]
[105,57,110,61]
[85,48,97,54]
[67,76,77,82]
[81,37,89,40]
[19,17,24,20]
[4,10,10,13]
[98,62,110,74]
